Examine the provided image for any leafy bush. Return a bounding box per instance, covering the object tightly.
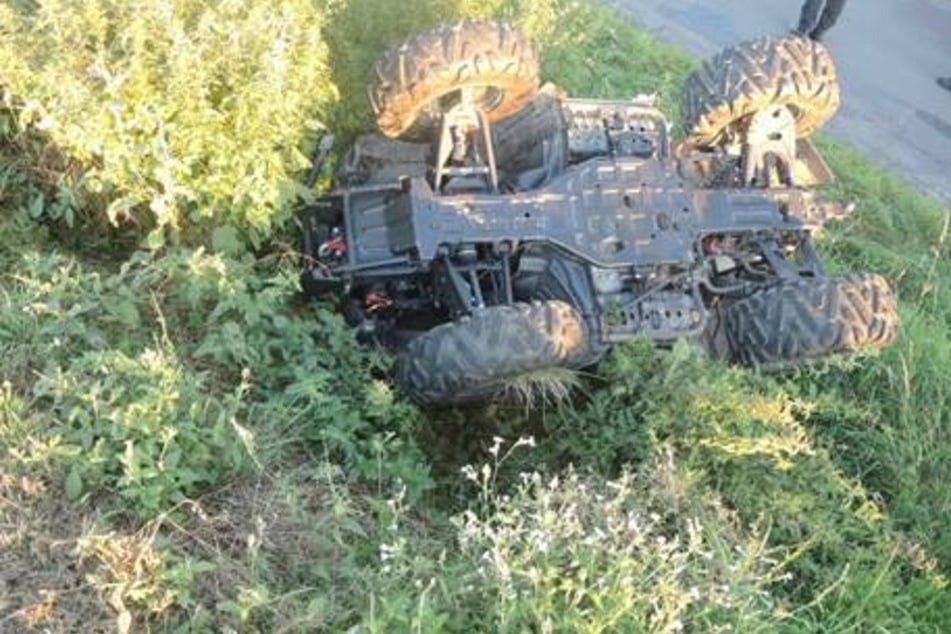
[0,245,430,517]
[0,249,248,515]
[33,346,248,516]
[0,0,333,244]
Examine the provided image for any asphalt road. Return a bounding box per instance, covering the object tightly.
[605,0,951,203]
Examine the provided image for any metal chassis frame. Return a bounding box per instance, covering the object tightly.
[301,97,851,347]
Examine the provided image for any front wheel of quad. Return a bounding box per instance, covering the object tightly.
[369,20,540,140]
[682,34,840,149]
[397,301,594,407]
[719,274,899,367]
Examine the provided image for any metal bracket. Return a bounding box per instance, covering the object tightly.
[499,244,514,305]
[433,252,475,317]
[757,238,801,282]
[796,236,827,278]
[433,92,499,194]
[742,105,797,187]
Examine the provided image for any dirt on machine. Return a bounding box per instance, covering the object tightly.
[300,20,899,407]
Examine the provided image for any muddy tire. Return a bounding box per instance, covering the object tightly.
[397,300,591,406]
[492,92,569,188]
[722,274,899,367]
[682,35,840,149]
[369,20,539,140]
[493,92,567,170]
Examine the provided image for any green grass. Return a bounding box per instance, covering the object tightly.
[1,0,950,632]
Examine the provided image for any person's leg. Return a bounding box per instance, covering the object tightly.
[797,0,827,35]
[810,0,848,40]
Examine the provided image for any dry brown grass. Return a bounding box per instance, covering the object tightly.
[0,472,113,634]
[1,465,388,633]
[153,466,382,633]
[501,366,585,408]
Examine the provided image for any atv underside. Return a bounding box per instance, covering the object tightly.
[301,21,899,406]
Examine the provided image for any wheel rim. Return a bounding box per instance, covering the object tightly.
[423,85,506,119]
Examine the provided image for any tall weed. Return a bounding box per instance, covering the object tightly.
[0,0,334,245]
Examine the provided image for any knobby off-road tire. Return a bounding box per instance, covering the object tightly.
[682,35,840,149]
[722,274,899,367]
[369,20,540,140]
[492,91,568,188]
[492,92,567,170]
[397,301,591,407]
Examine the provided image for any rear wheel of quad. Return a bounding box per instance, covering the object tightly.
[397,301,592,407]
[369,20,540,141]
[492,91,569,189]
[721,274,899,367]
[682,35,840,149]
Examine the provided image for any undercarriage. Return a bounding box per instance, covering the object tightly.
[301,21,898,406]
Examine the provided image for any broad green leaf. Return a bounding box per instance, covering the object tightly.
[65,466,83,500]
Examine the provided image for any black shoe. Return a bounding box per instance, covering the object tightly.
[938,77,951,92]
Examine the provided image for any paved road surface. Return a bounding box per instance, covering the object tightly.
[605,0,951,203]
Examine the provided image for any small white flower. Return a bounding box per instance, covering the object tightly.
[534,533,550,553]
[461,465,478,482]
[379,542,399,562]
[489,436,504,457]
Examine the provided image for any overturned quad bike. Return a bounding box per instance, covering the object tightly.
[301,21,898,406]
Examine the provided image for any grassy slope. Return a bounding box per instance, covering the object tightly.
[1,0,950,632]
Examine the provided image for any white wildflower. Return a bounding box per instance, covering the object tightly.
[489,436,504,457]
